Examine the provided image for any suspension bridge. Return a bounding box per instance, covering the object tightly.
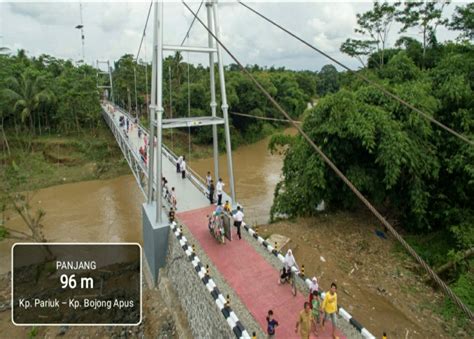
[95,0,473,337]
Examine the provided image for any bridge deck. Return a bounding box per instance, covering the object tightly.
[106,104,210,211]
[104,103,346,338]
[178,206,345,339]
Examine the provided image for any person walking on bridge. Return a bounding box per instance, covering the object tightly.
[309,276,319,307]
[206,171,212,189]
[216,178,225,205]
[232,206,244,240]
[295,301,313,339]
[321,282,338,339]
[177,155,183,173]
[266,310,279,338]
[171,187,177,210]
[209,180,215,204]
[181,156,187,179]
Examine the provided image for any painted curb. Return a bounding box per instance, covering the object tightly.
[171,222,251,339]
[242,223,376,339]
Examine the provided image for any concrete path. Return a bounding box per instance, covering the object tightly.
[178,206,345,339]
[106,105,209,212]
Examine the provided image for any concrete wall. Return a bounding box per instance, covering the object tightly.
[161,229,235,339]
[142,203,170,283]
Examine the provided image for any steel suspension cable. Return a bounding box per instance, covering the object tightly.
[182,0,474,320]
[238,1,473,147]
[180,0,205,46]
[230,111,302,124]
[135,0,153,62]
[187,45,192,161]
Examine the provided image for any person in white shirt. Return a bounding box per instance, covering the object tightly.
[216,178,225,205]
[171,187,177,210]
[181,156,187,179]
[232,206,244,240]
[206,171,212,189]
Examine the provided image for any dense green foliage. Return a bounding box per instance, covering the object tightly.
[0,51,320,153]
[111,54,316,147]
[0,52,102,135]
[272,2,473,323]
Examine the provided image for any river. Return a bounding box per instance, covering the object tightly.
[1,131,288,274]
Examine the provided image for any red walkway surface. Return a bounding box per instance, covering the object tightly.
[178,206,345,339]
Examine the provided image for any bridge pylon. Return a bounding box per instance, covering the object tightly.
[96,60,114,103]
[143,0,236,283]
[149,0,236,224]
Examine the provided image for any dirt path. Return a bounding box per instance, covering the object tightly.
[259,211,464,339]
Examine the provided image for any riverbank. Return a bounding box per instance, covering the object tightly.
[258,211,471,338]
[1,119,284,194]
[1,123,130,193]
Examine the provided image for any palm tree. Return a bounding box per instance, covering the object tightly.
[2,72,54,135]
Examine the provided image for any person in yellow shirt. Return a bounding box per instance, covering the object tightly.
[321,282,338,339]
[295,302,313,339]
[223,200,231,213]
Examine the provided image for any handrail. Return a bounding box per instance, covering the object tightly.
[106,101,210,197]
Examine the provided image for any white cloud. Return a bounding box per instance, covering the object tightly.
[0,1,462,71]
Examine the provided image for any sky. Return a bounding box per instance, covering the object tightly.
[0,1,466,72]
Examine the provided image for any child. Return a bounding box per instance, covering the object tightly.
[311,290,321,335]
[223,200,231,213]
[168,207,175,223]
[266,310,279,338]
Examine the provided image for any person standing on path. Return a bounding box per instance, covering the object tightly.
[232,206,244,240]
[321,282,338,339]
[206,171,212,189]
[223,200,231,213]
[171,187,177,210]
[181,156,187,179]
[295,301,313,339]
[208,180,215,204]
[309,276,319,307]
[216,178,225,205]
[266,310,279,339]
[177,156,182,173]
[311,291,322,336]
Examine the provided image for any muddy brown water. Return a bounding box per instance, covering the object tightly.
[1,131,288,274]
[0,175,144,275]
[189,132,292,225]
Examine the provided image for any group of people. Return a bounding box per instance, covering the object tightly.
[268,249,339,339]
[162,176,177,210]
[114,109,150,166]
[208,201,244,241]
[206,172,225,206]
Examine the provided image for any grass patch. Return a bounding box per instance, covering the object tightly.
[393,229,455,267]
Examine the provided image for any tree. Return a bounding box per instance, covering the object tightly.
[341,1,397,68]
[340,38,377,67]
[316,65,340,97]
[396,1,449,68]
[113,54,136,113]
[449,3,474,41]
[2,71,54,134]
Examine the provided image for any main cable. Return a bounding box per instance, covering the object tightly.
[180,0,205,46]
[238,1,473,147]
[181,0,474,320]
[135,0,153,62]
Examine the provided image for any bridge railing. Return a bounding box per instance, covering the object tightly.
[108,102,210,199]
[101,106,148,197]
